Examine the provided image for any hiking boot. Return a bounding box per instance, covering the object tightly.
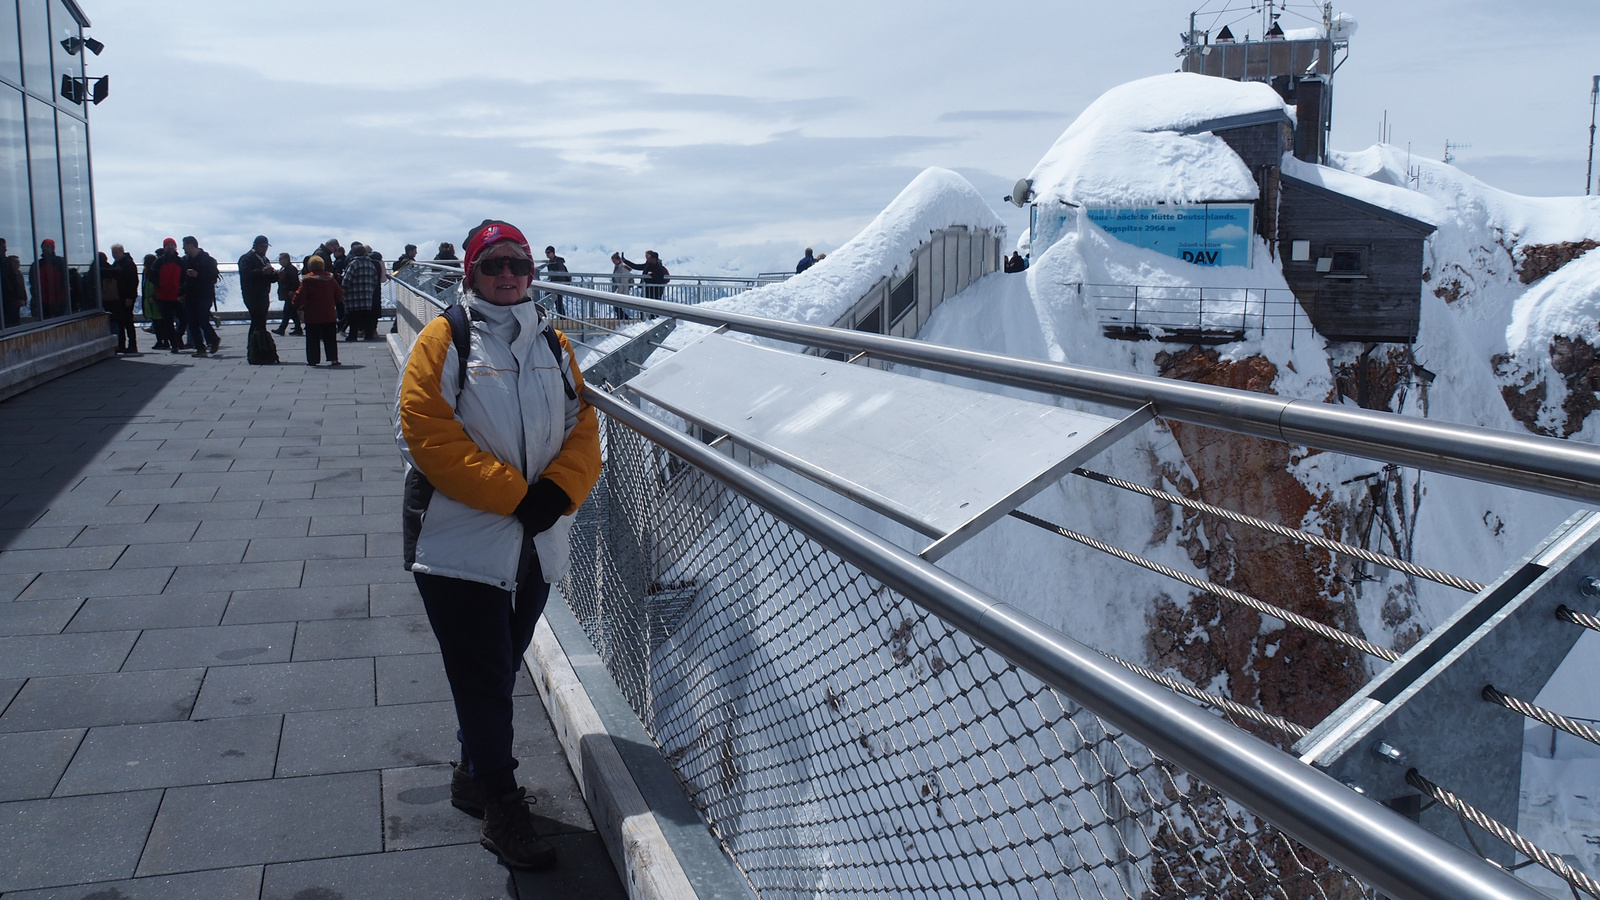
[273,326,286,336]
[480,788,555,870]
[208,339,221,354]
[191,349,208,358]
[450,761,486,818]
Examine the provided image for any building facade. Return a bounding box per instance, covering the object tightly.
[0,0,107,400]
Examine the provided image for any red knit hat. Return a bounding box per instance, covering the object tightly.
[462,220,531,286]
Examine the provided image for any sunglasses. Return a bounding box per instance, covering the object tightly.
[476,257,533,277]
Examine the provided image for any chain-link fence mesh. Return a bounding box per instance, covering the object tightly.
[561,412,1374,900]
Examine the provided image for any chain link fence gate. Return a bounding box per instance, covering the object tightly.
[558,411,1375,900]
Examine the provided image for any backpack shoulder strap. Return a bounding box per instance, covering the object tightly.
[543,326,578,401]
[441,304,470,398]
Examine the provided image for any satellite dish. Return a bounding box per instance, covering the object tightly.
[1010,178,1033,208]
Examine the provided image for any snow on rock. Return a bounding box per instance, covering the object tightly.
[1507,249,1600,358]
[1026,73,1286,210]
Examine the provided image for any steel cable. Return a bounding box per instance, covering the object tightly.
[1100,652,1310,740]
[1073,468,1486,594]
[1557,604,1600,633]
[1483,684,1600,748]
[1009,509,1400,662]
[1405,768,1600,898]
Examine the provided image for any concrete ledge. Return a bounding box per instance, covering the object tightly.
[0,321,115,403]
[527,593,752,900]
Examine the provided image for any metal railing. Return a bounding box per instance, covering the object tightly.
[388,275,1587,899]
[392,260,785,320]
[1079,282,1317,346]
[560,383,1543,900]
[534,282,1600,505]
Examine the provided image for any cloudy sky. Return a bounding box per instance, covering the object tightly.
[79,0,1599,274]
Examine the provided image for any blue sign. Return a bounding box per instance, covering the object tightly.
[1085,204,1254,267]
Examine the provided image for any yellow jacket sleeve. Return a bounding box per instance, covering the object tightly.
[538,330,602,514]
[398,316,528,515]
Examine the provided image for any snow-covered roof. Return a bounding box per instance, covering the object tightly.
[1280,155,1442,231]
[1027,73,1293,207]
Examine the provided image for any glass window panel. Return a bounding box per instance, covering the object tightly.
[17,0,46,97]
[49,0,77,98]
[0,1,22,89]
[56,108,87,309]
[0,84,31,328]
[25,93,64,318]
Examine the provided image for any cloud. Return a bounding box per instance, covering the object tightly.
[938,110,1064,123]
[1209,224,1247,241]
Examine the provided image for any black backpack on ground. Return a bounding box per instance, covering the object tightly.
[247,328,279,365]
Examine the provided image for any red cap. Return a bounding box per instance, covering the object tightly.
[162,237,176,248]
[40,238,54,249]
[462,220,530,287]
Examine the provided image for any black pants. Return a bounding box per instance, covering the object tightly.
[111,303,137,351]
[183,294,218,351]
[416,563,550,797]
[244,292,271,333]
[277,295,300,332]
[304,322,339,365]
[344,307,377,340]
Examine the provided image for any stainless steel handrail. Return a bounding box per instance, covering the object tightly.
[588,384,1546,900]
[537,281,1600,504]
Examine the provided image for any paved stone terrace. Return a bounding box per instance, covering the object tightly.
[0,334,625,899]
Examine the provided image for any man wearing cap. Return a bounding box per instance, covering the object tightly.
[180,236,221,356]
[151,239,187,351]
[238,235,278,335]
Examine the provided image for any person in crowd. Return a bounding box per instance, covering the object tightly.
[140,252,175,350]
[0,238,18,328]
[96,251,130,353]
[152,238,187,351]
[325,238,349,284]
[110,244,140,353]
[5,255,26,323]
[619,250,669,302]
[608,251,633,319]
[274,252,302,336]
[341,242,382,342]
[1003,251,1028,273]
[434,241,461,292]
[393,244,418,272]
[396,219,600,872]
[292,255,343,366]
[369,251,395,335]
[238,235,278,334]
[796,247,817,274]
[541,245,569,316]
[29,238,68,318]
[179,236,221,357]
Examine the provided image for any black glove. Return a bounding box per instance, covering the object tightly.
[513,478,570,536]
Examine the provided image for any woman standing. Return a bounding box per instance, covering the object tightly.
[396,220,599,871]
[291,256,343,366]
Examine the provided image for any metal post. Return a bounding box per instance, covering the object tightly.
[1588,75,1598,196]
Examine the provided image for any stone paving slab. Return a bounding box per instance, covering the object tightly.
[2,866,265,900]
[0,790,165,892]
[0,668,205,732]
[122,622,297,671]
[222,583,370,624]
[0,343,627,898]
[138,772,382,876]
[192,657,376,719]
[0,728,83,801]
[54,714,282,795]
[17,564,174,600]
[0,597,83,634]
[65,592,231,632]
